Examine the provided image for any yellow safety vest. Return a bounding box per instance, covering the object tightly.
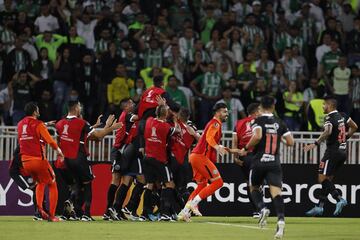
[308,99,325,130]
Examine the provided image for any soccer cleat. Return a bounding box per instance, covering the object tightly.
[252,212,260,219]
[334,198,347,216]
[59,215,68,221]
[68,211,80,221]
[158,214,175,222]
[33,213,43,221]
[274,220,285,239]
[81,215,95,222]
[102,212,111,221]
[108,207,120,221]
[38,208,49,220]
[258,208,270,228]
[48,216,60,222]
[148,213,159,222]
[305,206,324,217]
[177,209,191,222]
[192,205,202,217]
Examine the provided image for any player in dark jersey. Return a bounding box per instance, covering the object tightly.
[239,96,294,239]
[103,98,140,221]
[141,104,178,221]
[56,101,122,221]
[169,108,200,214]
[232,102,260,218]
[304,96,358,217]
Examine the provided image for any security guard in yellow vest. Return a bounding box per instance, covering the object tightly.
[307,99,325,131]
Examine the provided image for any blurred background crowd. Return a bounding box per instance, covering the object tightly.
[0,0,359,131]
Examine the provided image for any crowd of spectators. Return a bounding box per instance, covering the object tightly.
[0,0,360,131]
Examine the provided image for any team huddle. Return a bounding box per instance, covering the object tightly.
[9,75,358,239]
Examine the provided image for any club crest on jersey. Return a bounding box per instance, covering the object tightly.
[62,124,69,135]
[213,169,218,175]
[214,122,219,128]
[22,125,27,134]
[151,127,157,137]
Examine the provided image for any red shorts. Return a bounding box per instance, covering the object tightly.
[189,153,221,184]
[22,158,56,184]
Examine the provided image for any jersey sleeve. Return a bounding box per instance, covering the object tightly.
[323,115,332,128]
[251,118,262,133]
[37,123,58,150]
[84,121,95,136]
[126,113,137,123]
[340,112,351,126]
[279,120,291,137]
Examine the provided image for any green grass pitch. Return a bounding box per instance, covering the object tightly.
[1,216,360,240]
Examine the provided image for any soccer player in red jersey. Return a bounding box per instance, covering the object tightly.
[141,104,178,221]
[178,102,229,221]
[233,103,261,218]
[169,108,200,212]
[56,101,122,221]
[17,102,64,222]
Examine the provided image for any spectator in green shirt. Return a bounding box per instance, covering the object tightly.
[166,75,188,108]
[35,31,66,63]
[318,40,341,79]
[140,66,173,88]
[190,62,224,128]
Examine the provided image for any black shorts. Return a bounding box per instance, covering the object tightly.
[143,157,172,184]
[318,149,347,176]
[239,153,253,180]
[65,152,94,183]
[111,144,143,176]
[249,164,282,188]
[110,146,125,174]
[169,155,191,189]
[56,168,75,186]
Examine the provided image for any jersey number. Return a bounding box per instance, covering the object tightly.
[338,125,346,143]
[265,133,278,155]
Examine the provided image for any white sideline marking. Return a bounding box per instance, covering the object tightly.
[205,221,270,231]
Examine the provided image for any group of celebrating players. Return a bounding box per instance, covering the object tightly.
[9,75,358,239]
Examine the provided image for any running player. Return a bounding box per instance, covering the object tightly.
[239,96,294,239]
[232,102,260,218]
[178,102,229,222]
[17,102,64,222]
[141,104,178,221]
[304,96,358,217]
[56,101,122,221]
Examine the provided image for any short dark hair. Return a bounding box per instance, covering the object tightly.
[24,102,38,116]
[120,98,131,110]
[324,95,337,108]
[68,100,80,111]
[212,102,227,114]
[178,107,190,120]
[247,102,260,115]
[260,95,275,109]
[153,76,163,87]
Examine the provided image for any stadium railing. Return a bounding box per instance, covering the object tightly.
[1,126,359,164]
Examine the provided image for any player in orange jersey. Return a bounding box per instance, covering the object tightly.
[17,102,64,222]
[178,102,229,221]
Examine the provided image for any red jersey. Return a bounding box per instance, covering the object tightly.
[235,116,255,151]
[170,121,195,165]
[192,118,222,163]
[138,86,165,119]
[144,117,174,163]
[113,111,127,148]
[124,121,138,145]
[55,116,92,159]
[18,117,45,158]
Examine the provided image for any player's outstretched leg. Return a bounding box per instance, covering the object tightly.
[272,194,285,239]
[122,181,145,221]
[81,182,95,221]
[103,183,118,220]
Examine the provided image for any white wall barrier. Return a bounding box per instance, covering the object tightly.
[1,126,359,164]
